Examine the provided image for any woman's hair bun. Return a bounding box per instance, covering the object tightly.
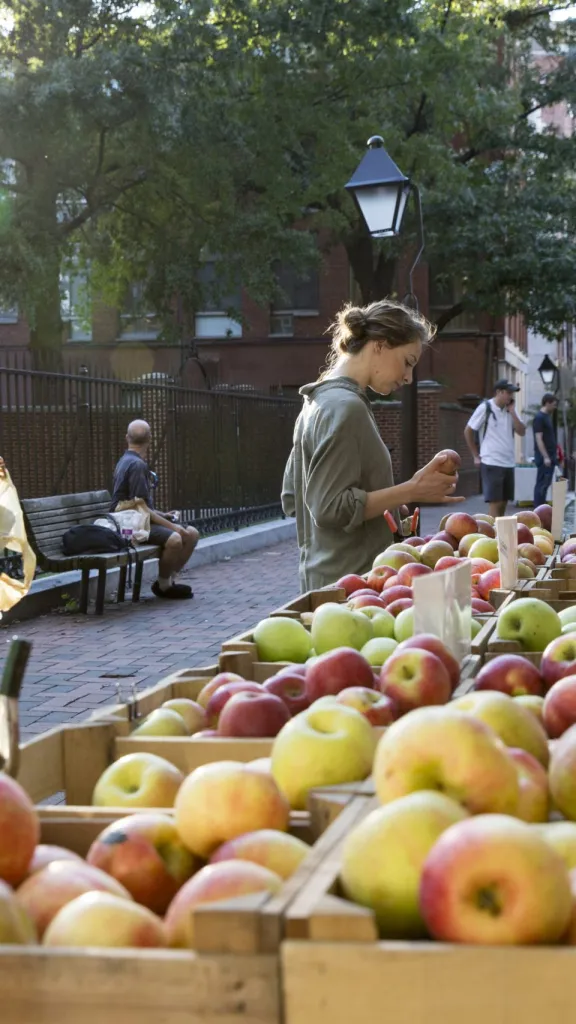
[340,306,367,342]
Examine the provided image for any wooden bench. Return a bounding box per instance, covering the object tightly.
[21,491,161,615]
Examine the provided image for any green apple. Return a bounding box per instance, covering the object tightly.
[394,606,414,642]
[471,618,482,639]
[311,603,372,654]
[496,598,561,652]
[253,616,313,662]
[162,699,206,734]
[373,550,417,571]
[361,637,398,667]
[271,703,376,809]
[517,560,535,580]
[387,542,422,562]
[562,623,576,635]
[468,538,499,563]
[452,690,549,766]
[458,533,484,557]
[559,606,576,627]
[132,708,189,737]
[341,792,468,938]
[356,606,395,638]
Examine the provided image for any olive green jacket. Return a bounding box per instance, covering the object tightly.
[282,377,397,592]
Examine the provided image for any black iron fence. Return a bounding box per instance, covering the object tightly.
[0,364,301,536]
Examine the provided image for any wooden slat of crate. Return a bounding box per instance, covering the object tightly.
[17,727,65,802]
[282,942,576,1024]
[0,948,278,1024]
[90,666,218,724]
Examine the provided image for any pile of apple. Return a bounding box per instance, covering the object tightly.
[0,761,310,951]
[559,536,576,565]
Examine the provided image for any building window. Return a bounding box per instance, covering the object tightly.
[119,282,160,340]
[61,273,92,341]
[428,270,478,332]
[272,261,319,315]
[194,259,242,339]
[0,304,18,324]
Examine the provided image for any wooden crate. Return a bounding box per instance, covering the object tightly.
[221,588,347,654]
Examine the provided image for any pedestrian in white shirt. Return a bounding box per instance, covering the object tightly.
[464,380,526,520]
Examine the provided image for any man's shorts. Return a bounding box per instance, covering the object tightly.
[148,524,176,547]
[480,464,515,503]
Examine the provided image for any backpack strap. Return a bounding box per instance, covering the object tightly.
[98,513,122,536]
[481,399,495,439]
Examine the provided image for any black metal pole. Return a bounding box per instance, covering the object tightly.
[400,184,425,485]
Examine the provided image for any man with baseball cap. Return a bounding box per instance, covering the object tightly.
[464,379,526,519]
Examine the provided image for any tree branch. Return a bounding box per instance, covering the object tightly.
[60,170,148,236]
[434,302,464,331]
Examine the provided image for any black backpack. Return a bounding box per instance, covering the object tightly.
[473,399,496,447]
[62,520,131,557]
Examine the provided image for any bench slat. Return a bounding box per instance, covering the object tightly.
[21,491,111,513]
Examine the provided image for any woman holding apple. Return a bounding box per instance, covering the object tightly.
[282,299,464,591]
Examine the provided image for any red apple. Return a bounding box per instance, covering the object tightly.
[194,729,219,738]
[27,845,83,877]
[434,556,461,572]
[335,687,398,726]
[422,535,434,543]
[396,563,433,587]
[403,537,424,547]
[473,654,545,698]
[544,675,576,738]
[437,448,462,474]
[475,521,496,538]
[16,861,132,937]
[432,530,459,550]
[541,635,576,690]
[0,774,40,887]
[305,647,374,701]
[365,565,397,591]
[534,504,553,531]
[218,691,290,738]
[517,524,534,545]
[335,574,369,597]
[395,634,460,693]
[508,748,549,824]
[469,557,496,576]
[471,598,496,614]
[197,672,245,709]
[444,513,479,541]
[518,543,546,567]
[347,594,388,611]
[346,588,381,600]
[205,681,262,728]
[387,598,414,617]
[477,568,501,601]
[379,648,451,713]
[517,510,542,529]
[263,670,309,715]
[379,585,413,607]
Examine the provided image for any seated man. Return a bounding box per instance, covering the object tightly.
[111,419,199,600]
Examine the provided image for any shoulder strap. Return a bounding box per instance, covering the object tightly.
[481,399,495,439]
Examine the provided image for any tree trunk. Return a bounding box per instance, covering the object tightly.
[344,232,397,304]
[29,254,64,369]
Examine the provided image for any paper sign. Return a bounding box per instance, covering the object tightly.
[551,477,568,542]
[496,516,518,590]
[412,560,472,662]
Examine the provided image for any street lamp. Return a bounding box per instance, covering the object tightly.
[538,354,559,392]
[346,136,424,482]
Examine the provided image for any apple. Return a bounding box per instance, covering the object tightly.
[518,542,546,566]
[305,646,374,701]
[496,597,561,652]
[394,606,414,642]
[436,448,462,474]
[174,762,290,859]
[210,829,310,879]
[475,520,496,539]
[205,681,262,727]
[92,752,184,809]
[86,812,197,914]
[335,573,368,596]
[249,757,272,773]
[271,704,376,810]
[534,504,553,531]
[0,774,40,887]
[517,523,534,545]
[434,556,461,572]
[253,616,313,663]
[311,603,372,654]
[340,792,467,939]
[347,594,388,611]
[396,563,433,587]
[336,686,398,726]
[379,649,451,713]
[476,568,501,601]
[403,536,423,547]
[197,672,245,709]
[508,748,549,823]
[395,634,460,693]
[420,815,571,944]
[419,540,455,568]
[517,510,542,529]
[388,542,422,560]
[513,694,545,722]
[543,675,576,738]
[218,690,291,738]
[444,512,479,541]
[263,669,309,716]
[373,550,417,571]
[559,607,576,628]
[533,822,576,870]
[562,623,576,636]
[373,707,519,814]
[549,724,576,819]
[452,690,549,766]
[361,636,398,667]
[195,729,218,738]
[365,565,397,591]
[473,654,544,697]
[27,845,83,877]
[468,538,499,563]
[471,619,482,639]
[165,861,282,948]
[132,708,189,737]
[0,879,36,944]
[533,535,554,557]
[386,598,413,617]
[541,634,576,690]
[16,860,133,937]
[458,533,484,557]
[476,514,495,525]
[432,530,459,550]
[355,606,395,638]
[161,699,207,735]
[379,585,413,606]
[470,557,498,576]
[43,891,166,949]
[517,560,536,579]
[471,598,495,614]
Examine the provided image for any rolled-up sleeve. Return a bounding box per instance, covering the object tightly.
[304,413,367,533]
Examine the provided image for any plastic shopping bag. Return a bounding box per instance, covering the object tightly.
[0,459,36,614]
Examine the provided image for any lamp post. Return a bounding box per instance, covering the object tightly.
[346,136,424,482]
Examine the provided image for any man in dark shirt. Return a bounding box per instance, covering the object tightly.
[533,393,558,508]
[112,420,198,600]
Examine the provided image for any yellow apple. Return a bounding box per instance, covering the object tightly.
[508,748,549,823]
[92,752,184,808]
[16,859,132,937]
[532,821,576,870]
[0,879,36,944]
[43,891,166,948]
[210,829,309,879]
[452,690,549,766]
[132,708,189,737]
[340,792,468,938]
[271,704,376,810]
[513,694,545,723]
[161,698,207,734]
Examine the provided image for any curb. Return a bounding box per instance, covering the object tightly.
[1,518,297,624]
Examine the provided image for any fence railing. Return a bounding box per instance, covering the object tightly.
[0,365,301,534]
